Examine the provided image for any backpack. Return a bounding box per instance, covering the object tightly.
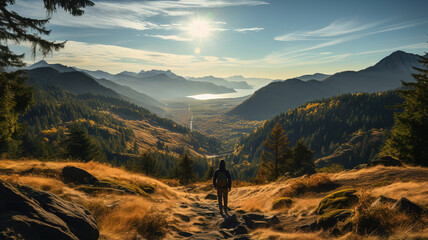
[217,171,228,188]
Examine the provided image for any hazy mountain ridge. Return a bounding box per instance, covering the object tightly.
[228,51,424,120]
[27,67,121,99]
[297,73,330,81]
[188,75,252,89]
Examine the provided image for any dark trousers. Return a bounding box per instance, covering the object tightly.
[217,188,228,211]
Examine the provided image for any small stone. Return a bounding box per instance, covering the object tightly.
[205,193,217,200]
[173,213,190,222]
[178,231,193,237]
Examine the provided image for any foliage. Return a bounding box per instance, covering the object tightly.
[0,0,94,68]
[178,152,194,185]
[381,56,428,166]
[257,122,291,181]
[63,124,100,162]
[317,163,345,173]
[0,71,33,153]
[232,92,402,178]
[135,150,157,176]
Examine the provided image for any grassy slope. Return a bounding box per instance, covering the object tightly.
[1,160,427,239]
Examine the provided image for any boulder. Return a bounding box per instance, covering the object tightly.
[232,225,248,235]
[316,209,353,229]
[368,156,404,167]
[205,193,217,200]
[0,180,99,240]
[315,189,358,214]
[219,230,232,238]
[371,195,397,208]
[392,197,424,216]
[220,214,240,229]
[61,166,98,185]
[242,213,279,229]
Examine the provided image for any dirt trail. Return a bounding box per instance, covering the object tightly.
[167,189,242,239]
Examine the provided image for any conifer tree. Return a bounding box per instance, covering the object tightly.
[0,0,94,68]
[257,122,291,181]
[0,71,33,153]
[178,152,194,185]
[63,124,100,162]
[382,55,428,166]
[286,140,315,176]
[137,150,156,176]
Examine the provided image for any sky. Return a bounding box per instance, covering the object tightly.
[10,0,428,79]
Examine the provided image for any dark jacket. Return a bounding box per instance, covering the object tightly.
[213,169,232,189]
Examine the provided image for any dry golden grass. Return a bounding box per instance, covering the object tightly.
[250,229,325,240]
[279,173,338,197]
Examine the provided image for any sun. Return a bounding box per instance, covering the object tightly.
[187,17,212,39]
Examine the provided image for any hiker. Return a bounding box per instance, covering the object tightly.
[213,160,232,215]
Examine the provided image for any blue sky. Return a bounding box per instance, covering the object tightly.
[11,0,428,78]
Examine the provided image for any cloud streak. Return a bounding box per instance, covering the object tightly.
[13,0,267,31]
[233,27,264,33]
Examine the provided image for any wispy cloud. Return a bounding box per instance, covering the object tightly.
[145,34,192,41]
[275,19,383,41]
[13,0,267,30]
[233,27,264,33]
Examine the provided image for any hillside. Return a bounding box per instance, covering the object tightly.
[231,91,402,174]
[28,67,121,99]
[228,51,423,120]
[18,79,221,169]
[1,160,426,239]
[93,77,166,116]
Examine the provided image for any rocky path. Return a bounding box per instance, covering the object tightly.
[167,189,282,240]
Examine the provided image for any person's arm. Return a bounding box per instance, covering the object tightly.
[226,170,232,189]
[212,170,218,189]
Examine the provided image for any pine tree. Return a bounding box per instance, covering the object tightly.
[204,163,215,181]
[137,150,156,176]
[287,140,315,176]
[257,122,291,181]
[0,0,94,68]
[63,124,100,162]
[382,55,428,166]
[0,71,33,153]
[178,152,194,185]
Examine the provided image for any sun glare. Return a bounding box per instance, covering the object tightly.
[187,18,212,39]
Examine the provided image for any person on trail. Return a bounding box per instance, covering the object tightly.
[213,160,232,215]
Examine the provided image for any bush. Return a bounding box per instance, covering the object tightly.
[315,189,358,214]
[272,197,292,210]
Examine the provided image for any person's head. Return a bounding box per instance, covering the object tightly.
[219,159,226,170]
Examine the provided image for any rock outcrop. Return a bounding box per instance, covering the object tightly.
[61,166,99,185]
[0,180,99,240]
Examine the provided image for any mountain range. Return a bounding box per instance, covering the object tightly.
[28,61,236,101]
[228,51,424,120]
[187,75,252,89]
